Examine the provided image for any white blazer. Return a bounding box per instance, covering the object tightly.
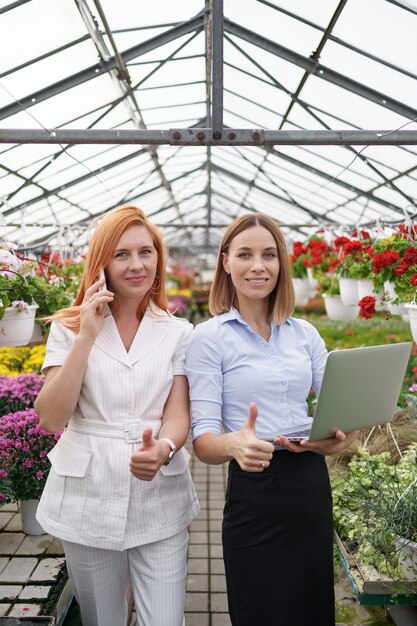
[36,305,200,550]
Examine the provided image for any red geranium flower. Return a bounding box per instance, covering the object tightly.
[358,295,377,320]
[401,247,417,267]
[334,236,350,251]
[398,223,417,240]
[343,240,363,256]
[352,229,372,240]
[372,249,400,273]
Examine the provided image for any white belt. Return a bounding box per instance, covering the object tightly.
[67,416,160,444]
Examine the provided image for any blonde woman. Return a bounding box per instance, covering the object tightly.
[185,213,357,626]
[35,205,199,626]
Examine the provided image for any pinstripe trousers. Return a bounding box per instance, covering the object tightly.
[63,528,188,626]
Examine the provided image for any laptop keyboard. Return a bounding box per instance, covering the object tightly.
[283,428,311,439]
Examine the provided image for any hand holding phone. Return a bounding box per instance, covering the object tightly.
[97,269,107,314]
[98,268,107,291]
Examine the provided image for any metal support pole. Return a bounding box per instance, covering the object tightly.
[211,0,224,137]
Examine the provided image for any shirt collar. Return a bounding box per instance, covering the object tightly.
[219,306,292,328]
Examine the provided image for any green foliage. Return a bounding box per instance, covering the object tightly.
[308,315,411,349]
[315,271,341,296]
[332,445,417,582]
[0,268,72,321]
[289,253,308,278]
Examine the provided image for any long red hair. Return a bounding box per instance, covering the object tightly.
[49,205,168,329]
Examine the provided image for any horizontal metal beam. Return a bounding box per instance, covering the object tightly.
[1,128,417,145]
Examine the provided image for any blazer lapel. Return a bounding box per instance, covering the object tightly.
[127,309,170,365]
[93,305,170,367]
[93,309,133,367]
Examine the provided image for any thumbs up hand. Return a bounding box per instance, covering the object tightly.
[231,402,274,473]
[129,428,170,481]
[243,401,259,434]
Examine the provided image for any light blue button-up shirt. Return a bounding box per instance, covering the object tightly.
[185,307,328,440]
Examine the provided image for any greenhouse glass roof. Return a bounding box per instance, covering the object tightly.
[0,0,416,262]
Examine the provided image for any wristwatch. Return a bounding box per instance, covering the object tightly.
[160,437,177,466]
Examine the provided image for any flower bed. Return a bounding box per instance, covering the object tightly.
[0,344,46,375]
[0,408,61,503]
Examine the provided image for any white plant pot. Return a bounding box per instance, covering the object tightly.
[306,267,318,289]
[292,277,314,306]
[405,303,417,343]
[20,499,46,535]
[357,279,383,310]
[338,278,359,306]
[323,295,359,321]
[383,281,408,316]
[0,304,38,347]
[395,536,417,581]
[29,322,43,343]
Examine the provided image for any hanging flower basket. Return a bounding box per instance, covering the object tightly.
[384,281,408,316]
[0,303,38,347]
[323,295,359,321]
[292,277,314,306]
[339,277,359,306]
[405,303,417,343]
[357,279,384,311]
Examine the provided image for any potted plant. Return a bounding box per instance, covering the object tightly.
[372,228,417,315]
[0,454,13,507]
[288,241,315,306]
[0,372,63,533]
[316,271,359,321]
[301,235,338,288]
[335,235,384,306]
[333,445,417,585]
[335,237,363,305]
[0,242,74,345]
[0,372,44,414]
[0,406,62,533]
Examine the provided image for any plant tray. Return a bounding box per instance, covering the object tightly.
[51,578,74,626]
[335,533,417,606]
[0,615,55,626]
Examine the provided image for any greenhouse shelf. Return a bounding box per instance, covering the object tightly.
[335,533,417,607]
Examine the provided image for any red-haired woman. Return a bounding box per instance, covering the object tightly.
[35,205,199,626]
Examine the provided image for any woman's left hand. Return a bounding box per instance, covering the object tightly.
[130,428,170,481]
[274,429,359,456]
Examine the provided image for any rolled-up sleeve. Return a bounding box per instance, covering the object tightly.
[185,322,223,440]
[41,321,74,373]
[172,321,193,375]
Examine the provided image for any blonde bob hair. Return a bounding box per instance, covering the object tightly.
[209,213,295,324]
[50,205,168,329]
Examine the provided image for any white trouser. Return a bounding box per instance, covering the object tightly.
[62,529,188,626]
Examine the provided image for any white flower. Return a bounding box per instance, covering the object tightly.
[11,300,31,312]
[0,249,21,276]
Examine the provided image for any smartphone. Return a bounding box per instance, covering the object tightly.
[98,268,107,291]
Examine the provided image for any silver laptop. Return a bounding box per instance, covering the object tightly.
[263,342,412,443]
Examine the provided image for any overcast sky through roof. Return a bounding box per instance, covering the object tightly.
[0,0,416,264]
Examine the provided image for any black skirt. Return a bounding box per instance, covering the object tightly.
[222,450,335,626]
